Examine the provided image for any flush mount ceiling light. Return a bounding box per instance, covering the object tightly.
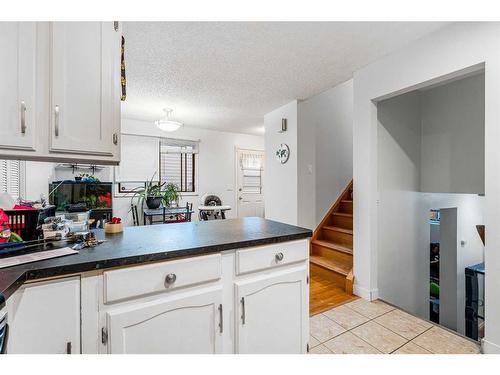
[155,108,183,132]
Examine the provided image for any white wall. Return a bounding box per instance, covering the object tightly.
[352,22,500,352]
[116,119,264,225]
[420,73,485,194]
[299,80,353,227]
[264,101,298,226]
[23,161,56,201]
[265,82,353,230]
[23,119,264,226]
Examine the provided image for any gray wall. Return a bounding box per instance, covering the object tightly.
[439,207,458,330]
[420,73,485,194]
[299,79,353,227]
[377,90,428,317]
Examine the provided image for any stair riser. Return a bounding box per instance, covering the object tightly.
[339,201,353,215]
[320,230,353,247]
[330,215,353,230]
[310,263,347,289]
[311,245,352,268]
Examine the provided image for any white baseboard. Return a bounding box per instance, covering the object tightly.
[482,338,500,354]
[353,285,379,301]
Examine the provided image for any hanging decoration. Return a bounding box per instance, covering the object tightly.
[275,143,290,164]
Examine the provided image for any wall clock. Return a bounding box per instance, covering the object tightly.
[275,143,290,164]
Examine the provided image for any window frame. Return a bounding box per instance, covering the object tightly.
[158,143,197,194]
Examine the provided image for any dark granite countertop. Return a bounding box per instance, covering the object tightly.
[0,217,311,302]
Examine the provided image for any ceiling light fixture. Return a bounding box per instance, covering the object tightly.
[155,108,183,132]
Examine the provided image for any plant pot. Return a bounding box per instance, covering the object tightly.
[146,196,162,209]
[74,176,82,181]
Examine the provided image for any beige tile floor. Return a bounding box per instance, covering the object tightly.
[309,299,481,354]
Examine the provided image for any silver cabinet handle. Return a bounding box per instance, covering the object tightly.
[241,297,246,325]
[218,304,223,333]
[20,101,26,134]
[54,105,60,137]
[275,252,284,261]
[113,133,118,145]
[165,273,177,285]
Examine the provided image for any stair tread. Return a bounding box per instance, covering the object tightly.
[332,212,353,217]
[323,226,353,235]
[341,200,353,203]
[310,255,351,276]
[312,239,353,254]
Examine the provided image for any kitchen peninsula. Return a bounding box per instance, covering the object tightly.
[0,217,311,354]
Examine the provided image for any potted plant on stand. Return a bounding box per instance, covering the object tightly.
[162,183,180,208]
[132,174,165,209]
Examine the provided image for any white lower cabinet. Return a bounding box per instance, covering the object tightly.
[6,276,81,354]
[4,240,309,354]
[234,266,308,354]
[103,286,223,354]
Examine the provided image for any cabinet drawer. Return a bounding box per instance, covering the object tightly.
[236,240,308,275]
[104,253,221,303]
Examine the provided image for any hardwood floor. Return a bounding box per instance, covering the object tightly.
[310,271,358,316]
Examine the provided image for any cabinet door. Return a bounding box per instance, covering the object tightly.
[105,286,223,354]
[6,277,81,354]
[0,22,37,151]
[235,265,308,354]
[49,22,120,156]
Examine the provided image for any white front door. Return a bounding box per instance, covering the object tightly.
[234,266,308,354]
[105,286,223,354]
[236,149,265,218]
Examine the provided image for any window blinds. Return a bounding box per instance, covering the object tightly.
[0,160,22,200]
[159,139,197,192]
[240,152,264,170]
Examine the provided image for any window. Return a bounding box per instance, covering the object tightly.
[159,139,198,193]
[0,159,24,200]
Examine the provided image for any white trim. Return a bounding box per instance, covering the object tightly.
[482,339,500,354]
[353,284,379,301]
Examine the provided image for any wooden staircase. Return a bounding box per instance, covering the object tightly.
[310,180,354,299]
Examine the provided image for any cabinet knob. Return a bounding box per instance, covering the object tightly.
[165,273,177,285]
[275,252,284,261]
[113,132,118,145]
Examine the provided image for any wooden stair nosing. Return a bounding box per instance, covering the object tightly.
[322,226,353,235]
[311,239,353,255]
[310,255,351,276]
[332,212,353,218]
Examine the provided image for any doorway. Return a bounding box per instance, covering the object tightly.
[376,68,485,340]
[236,148,265,218]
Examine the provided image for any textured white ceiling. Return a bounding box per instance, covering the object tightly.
[122,22,447,135]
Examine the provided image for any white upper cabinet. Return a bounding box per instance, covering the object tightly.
[0,21,121,164]
[49,22,121,157]
[235,266,308,354]
[0,22,37,151]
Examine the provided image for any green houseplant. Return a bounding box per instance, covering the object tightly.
[162,183,180,208]
[131,173,165,209]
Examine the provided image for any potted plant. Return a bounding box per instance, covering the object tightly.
[162,183,180,208]
[131,173,165,209]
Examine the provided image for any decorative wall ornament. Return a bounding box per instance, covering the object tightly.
[275,143,290,164]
